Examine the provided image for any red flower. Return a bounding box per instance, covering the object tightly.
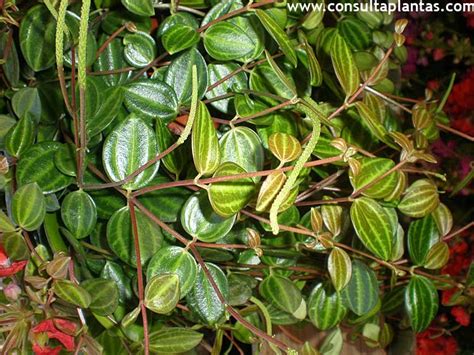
[451,306,471,326]
[417,329,458,355]
[442,288,458,305]
[0,245,27,277]
[433,48,445,61]
[32,319,77,354]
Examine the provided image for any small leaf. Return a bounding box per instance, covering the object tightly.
[121,306,141,328]
[123,31,156,68]
[162,24,199,55]
[308,283,347,330]
[255,9,297,66]
[208,162,256,218]
[101,261,132,302]
[5,115,35,158]
[204,22,256,61]
[424,242,449,270]
[268,133,302,163]
[121,0,153,16]
[12,183,45,231]
[407,215,439,266]
[331,33,360,98]
[54,143,77,177]
[255,172,286,212]
[82,278,119,316]
[259,274,302,314]
[53,280,91,308]
[412,104,431,130]
[398,179,440,218]
[3,232,29,260]
[320,328,343,355]
[144,274,180,314]
[405,276,439,332]
[353,102,393,147]
[147,246,197,298]
[350,197,394,261]
[61,190,97,239]
[192,102,220,176]
[321,201,343,237]
[432,203,453,236]
[149,328,204,353]
[155,120,186,177]
[328,247,352,291]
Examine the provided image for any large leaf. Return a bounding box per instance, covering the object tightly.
[181,191,236,242]
[121,0,153,16]
[405,276,439,332]
[350,197,394,261]
[149,328,203,353]
[351,157,398,199]
[12,183,45,231]
[144,274,180,314]
[82,278,119,316]
[204,22,255,61]
[106,206,163,267]
[407,215,440,266]
[87,86,124,137]
[398,179,440,218]
[259,274,302,315]
[102,115,159,190]
[308,283,347,330]
[61,190,97,239]
[331,32,360,98]
[146,246,197,298]
[123,31,156,68]
[162,24,200,55]
[255,172,286,212]
[52,280,91,308]
[11,88,42,123]
[94,36,131,87]
[341,260,379,316]
[208,162,256,218]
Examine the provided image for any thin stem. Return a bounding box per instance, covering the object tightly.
[128,199,149,355]
[154,3,206,16]
[233,99,294,124]
[95,24,127,59]
[437,123,474,142]
[443,222,474,242]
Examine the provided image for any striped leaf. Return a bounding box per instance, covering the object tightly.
[350,197,394,260]
[12,183,45,231]
[155,120,186,177]
[412,104,432,130]
[331,33,360,98]
[204,22,255,61]
[181,191,236,242]
[398,179,440,218]
[341,260,379,316]
[192,102,220,176]
[351,157,398,199]
[364,93,386,123]
[207,64,248,114]
[328,247,352,291]
[124,80,179,122]
[308,283,347,330]
[381,286,405,315]
[121,0,153,16]
[353,102,393,147]
[405,276,439,332]
[147,246,197,298]
[432,203,453,236]
[52,280,91,308]
[391,224,405,261]
[255,172,286,212]
[0,210,16,233]
[384,171,407,202]
[61,190,97,239]
[264,50,297,96]
[186,263,228,325]
[255,10,297,66]
[106,206,163,267]
[321,201,343,237]
[208,162,255,218]
[219,127,264,182]
[94,36,131,87]
[162,25,199,55]
[424,242,449,270]
[407,215,440,266]
[103,115,159,191]
[300,31,322,87]
[144,274,180,314]
[123,31,156,68]
[268,133,302,164]
[259,274,302,314]
[82,278,119,316]
[87,87,124,137]
[17,142,73,193]
[149,328,203,354]
[338,17,371,51]
[5,114,35,158]
[101,261,132,303]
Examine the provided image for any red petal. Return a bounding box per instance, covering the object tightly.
[32,344,62,355]
[0,260,27,277]
[46,331,75,351]
[53,318,78,334]
[32,320,56,334]
[0,245,9,264]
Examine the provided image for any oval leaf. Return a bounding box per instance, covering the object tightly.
[405,276,439,332]
[61,190,97,239]
[12,183,46,231]
[82,278,119,316]
[308,283,347,330]
[259,274,302,314]
[328,247,352,291]
[331,32,360,98]
[407,215,440,266]
[398,179,440,218]
[149,328,203,353]
[144,274,180,314]
[53,280,91,308]
[268,133,302,163]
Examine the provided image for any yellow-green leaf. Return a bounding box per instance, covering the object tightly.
[398,179,440,218]
[328,247,352,291]
[331,33,360,98]
[268,132,302,163]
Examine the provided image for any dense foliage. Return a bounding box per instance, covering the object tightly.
[0,0,472,354]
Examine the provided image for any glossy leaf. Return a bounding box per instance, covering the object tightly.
[321,202,343,237]
[5,115,35,158]
[61,190,97,239]
[255,172,286,212]
[432,203,453,236]
[11,88,41,123]
[331,33,360,98]
[121,0,153,16]
[424,242,449,270]
[204,22,256,61]
[82,279,119,316]
[259,274,302,314]
[144,274,180,314]
[268,133,302,163]
[149,328,203,353]
[308,283,347,330]
[405,276,439,332]
[328,247,352,291]
[407,215,440,266]
[94,36,131,87]
[103,115,159,190]
[53,280,91,308]
[12,183,46,231]
[351,157,398,199]
[162,25,199,55]
[398,179,440,218]
[123,31,156,68]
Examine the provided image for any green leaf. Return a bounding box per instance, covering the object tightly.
[341,260,379,316]
[204,22,256,61]
[124,80,179,122]
[255,172,286,212]
[101,260,132,302]
[405,276,439,332]
[398,179,440,218]
[320,328,343,355]
[300,31,322,87]
[432,203,453,236]
[338,17,371,51]
[259,274,302,314]
[353,101,393,147]
[11,88,42,123]
[53,280,92,308]
[149,328,203,353]
[164,47,208,106]
[94,36,132,87]
[147,246,197,298]
[54,143,77,177]
[208,162,256,218]
[87,87,124,137]
[407,215,440,266]
[103,115,159,190]
[82,278,119,316]
[331,32,360,98]
[123,31,156,68]
[328,247,352,291]
[0,32,20,87]
[5,115,35,158]
[12,183,46,231]
[144,274,180,314]
[186,263,229,325]
[19,5,55,71]
[351,157,398,199]
[162,24,199,55]
[255,9,297,67]
[155,121,186,177]
[268,133,302,163]
[121,0,153,16]
[308,283,347,330]
[219,127,264,181]
[106,206,163,267]
[0,210,16,233]
[3,232,29,260]
[181,191,236,242]
[61,190,97,239]
[321,201,343,237]
[17,142,73,194]
[250,62,296,106]
[192,101,220,176]
[350,197,394,261]
[424,242,449,270]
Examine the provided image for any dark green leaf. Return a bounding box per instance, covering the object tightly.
[5,115,35,158]
[259,274,302,314]
[11,88,41,123]
[405,276,439,332]
[121,0,153,16]
[162,25,200,55]
[308,283,347,330]
[407,215,440,266]
[398,179,440,218]
[12,183,45,231]
[61,190,97,239]
[82,278,119,316]
[123,31,156,68]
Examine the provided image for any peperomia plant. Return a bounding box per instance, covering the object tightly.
[0,0,472,354]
